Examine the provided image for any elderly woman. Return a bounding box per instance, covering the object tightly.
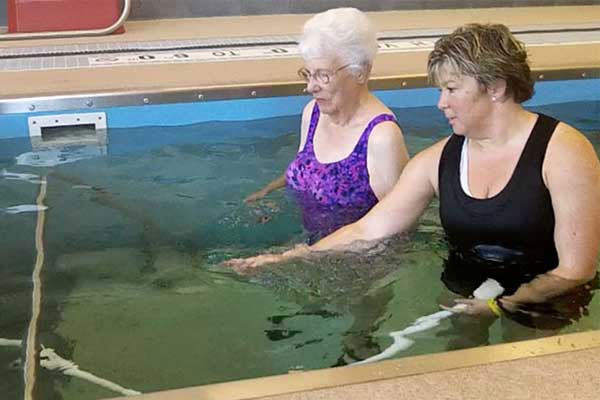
[228,23,600,320]
[244,8,408,242]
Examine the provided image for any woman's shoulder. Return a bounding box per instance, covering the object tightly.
[368,116,403,141]
[544,119,600,184]
[547,120,597,159]
[365,100,404,139]
[551,119,588,139]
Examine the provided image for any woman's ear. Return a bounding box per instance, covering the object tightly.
[356,64,371,84]
[488,79,507,101]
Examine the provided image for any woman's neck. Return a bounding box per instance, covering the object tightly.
[328,87,372,127]
[470,103,535,151]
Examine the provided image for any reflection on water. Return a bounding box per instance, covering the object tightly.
[0,102,598,399]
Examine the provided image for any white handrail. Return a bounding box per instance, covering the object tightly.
[0,0,131,41]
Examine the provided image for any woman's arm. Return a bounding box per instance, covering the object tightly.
[457,124,600,316]
[502,123,600,306]
[243,174,286,203]
[311,144,438,251]
[366,121,410,200]
[543,123,600,281]
[244,101,315,203]
[227,139,446,270]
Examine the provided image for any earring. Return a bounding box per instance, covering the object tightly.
[492,96,497,102]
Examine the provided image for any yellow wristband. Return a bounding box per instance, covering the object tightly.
[487,299,503,317]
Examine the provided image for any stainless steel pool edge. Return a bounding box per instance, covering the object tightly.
[0,81,305,115]
[106,329,600,400]
[1,67,597,115]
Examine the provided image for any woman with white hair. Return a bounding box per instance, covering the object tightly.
[244,8,409,242]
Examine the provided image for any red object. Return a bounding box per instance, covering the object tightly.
[7,0,125,34]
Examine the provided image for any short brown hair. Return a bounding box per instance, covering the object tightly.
[427,23,534,103]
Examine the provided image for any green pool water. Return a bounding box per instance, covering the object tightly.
[0,100,598,400]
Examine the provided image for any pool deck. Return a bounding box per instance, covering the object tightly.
[0,5,599,103]
[1,4,600,400]
[106,330,600,400]
[259,344,600,400]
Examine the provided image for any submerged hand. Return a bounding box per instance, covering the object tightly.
[223,244,311,272]
[243,188,268,203]
[440,298,496,317]
[224,253,288,272]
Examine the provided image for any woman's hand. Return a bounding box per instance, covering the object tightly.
[243,188,269,203]
[244,174,287,204]
[440,298,497,317]
[223,244,311,272]
[225,253,287,272]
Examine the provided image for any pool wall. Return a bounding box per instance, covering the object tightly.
[0,78,598,140]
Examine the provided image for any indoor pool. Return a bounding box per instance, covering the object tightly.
[0,96,598,400]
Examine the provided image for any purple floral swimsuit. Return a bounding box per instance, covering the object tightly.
[285,103,398,241]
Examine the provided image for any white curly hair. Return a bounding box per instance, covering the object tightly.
[298,8,378,76]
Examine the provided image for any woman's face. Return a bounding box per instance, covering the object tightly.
[436,69,494,136]
[301,58,360,116]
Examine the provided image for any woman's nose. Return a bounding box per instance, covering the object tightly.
[437,91,447,110]
[306,78,320,94]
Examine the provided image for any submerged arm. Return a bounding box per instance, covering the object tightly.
[227,139,446,270]
[311,157,434,251]
[244,174,286,203]
[311,139,445,252]
[501,123,600,308]
[244,101,314,203]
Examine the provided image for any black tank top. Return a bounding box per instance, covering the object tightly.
[438,113,560,296]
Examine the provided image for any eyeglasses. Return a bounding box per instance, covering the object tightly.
[297,64,354,85]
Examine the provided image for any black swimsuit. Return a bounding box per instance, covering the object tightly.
[438,113,559,296]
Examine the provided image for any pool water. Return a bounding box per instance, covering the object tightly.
[0,100,598,400]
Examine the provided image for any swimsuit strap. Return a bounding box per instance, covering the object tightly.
[303,102,398,158]
[352,113,398,157]
[302,102,321,153]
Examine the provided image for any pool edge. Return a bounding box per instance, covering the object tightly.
[105,329,600,399]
